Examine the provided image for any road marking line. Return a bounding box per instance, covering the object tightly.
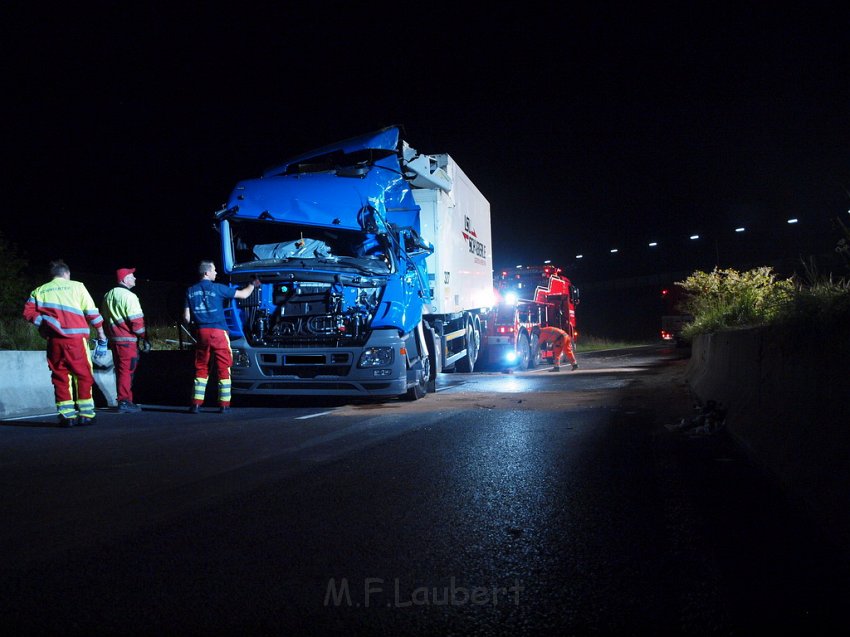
[296,411,335,420]
[3,412,55,421]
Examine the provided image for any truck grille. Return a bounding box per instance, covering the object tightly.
[261,365,351,378]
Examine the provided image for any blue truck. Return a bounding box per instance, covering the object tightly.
[214,126,494,400]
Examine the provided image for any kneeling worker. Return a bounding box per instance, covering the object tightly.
[537,325,578,372]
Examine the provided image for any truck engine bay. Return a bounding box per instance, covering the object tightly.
[227,219,390,348]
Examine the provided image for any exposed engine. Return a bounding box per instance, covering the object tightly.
[239,280,381,347]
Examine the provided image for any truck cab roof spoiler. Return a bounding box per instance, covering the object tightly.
[262,126,402,178]
[261,125,453,193]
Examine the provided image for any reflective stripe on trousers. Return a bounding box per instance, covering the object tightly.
[46,337,96,417]
[192,328,233,407]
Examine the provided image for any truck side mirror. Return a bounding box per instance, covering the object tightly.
[403,230,434,257]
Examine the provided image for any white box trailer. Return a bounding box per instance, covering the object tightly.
[409,153,494,374]
[414,154,494,315]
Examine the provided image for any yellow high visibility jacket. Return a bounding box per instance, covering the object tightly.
[23,277,103,338]
[102,285,146,343]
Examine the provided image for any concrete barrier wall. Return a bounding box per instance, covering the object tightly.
[0,351,57,418]
[687,325,850,554]
[0,349,202,419]
[0,350,117,418]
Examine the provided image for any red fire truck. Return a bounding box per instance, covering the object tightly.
[480,265,580,369]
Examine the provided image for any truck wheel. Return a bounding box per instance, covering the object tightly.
[529,339,542,368]
[456,317,479,373]
[516,334,531,370]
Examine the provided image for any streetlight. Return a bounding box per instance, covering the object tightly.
[648,241,658,247]
[735,227,745,233]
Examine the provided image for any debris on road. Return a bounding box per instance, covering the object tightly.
[667,399,727,436]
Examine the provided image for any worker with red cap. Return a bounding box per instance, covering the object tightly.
[102,267,148,412]
[537,324,579,372]
[23,259,107,426]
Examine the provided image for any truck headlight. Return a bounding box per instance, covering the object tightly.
[232,349,251,368]
[358,347,394,367]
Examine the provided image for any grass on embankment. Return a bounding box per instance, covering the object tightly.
[576,335,655,352]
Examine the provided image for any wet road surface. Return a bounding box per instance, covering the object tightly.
[1,345,848,634]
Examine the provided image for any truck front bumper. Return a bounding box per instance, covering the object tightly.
[228,330,408,397]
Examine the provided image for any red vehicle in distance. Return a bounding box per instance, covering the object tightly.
[481,264,580,369]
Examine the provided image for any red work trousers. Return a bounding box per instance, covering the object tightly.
[192,328,233,407]
[46,337,95,418]
[111,341,139,403]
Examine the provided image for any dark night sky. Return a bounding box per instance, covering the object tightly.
[4,3,849,286]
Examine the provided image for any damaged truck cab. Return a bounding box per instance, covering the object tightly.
[215,126,493,400]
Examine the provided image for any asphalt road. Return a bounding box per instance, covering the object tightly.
[1,345,848,635]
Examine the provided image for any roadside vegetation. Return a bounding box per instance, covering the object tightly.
[0,231,39,350]
[0,318,45,351]
[577,335,653,351]
[0,317,184,352]
[676,261,850,340]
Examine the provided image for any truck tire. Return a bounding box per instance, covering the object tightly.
[404,354,429,401]
[529,337,542,368]
[456,316,479,373]
[515,334,531,370]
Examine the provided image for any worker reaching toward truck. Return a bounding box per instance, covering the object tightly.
[183,260,260,413]
[537,325,578,372]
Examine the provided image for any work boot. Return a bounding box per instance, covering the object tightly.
[76,415,97,426]
[553,365,561,372]
[571,363,579,371]
[117,400,142,413]
[58,415,77,428]
[187,404,200,414]
[219,406,230,414]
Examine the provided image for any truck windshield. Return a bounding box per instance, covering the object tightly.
[228,219,393,275]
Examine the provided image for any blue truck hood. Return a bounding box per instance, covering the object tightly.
[224,125,420,231]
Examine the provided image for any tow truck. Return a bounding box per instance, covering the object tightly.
[481,264,580,369]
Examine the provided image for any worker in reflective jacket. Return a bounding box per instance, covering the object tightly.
[183,260,259,413]
[23,260,107,426]
[102,267,147,413]
[537,325,578,372]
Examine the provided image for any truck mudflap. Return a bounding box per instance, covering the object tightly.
[403,321,432,401]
